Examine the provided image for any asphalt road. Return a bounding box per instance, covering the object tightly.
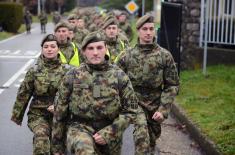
[0,23,53,155]
[0,23,203,155]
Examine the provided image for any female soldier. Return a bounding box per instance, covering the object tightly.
[11,34,70,155]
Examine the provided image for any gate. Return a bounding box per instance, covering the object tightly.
[159,2,182,74]
[200,0,235,74]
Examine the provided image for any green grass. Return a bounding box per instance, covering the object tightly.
[0,14,53,41]
[177,65,235,155]
[0,24,26,41]
[0,31,14,41]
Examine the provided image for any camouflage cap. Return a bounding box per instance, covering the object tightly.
[41,34,58,47]
[54,21,70,32]
[67,14,78,20]
[136,14,154,29]
[102,18,118,29]
[81,31,105,50]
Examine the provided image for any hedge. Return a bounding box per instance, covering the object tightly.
[0,3,23,33]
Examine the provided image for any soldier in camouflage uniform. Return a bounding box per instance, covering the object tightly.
[88,14,103,32]
[54,22,81,67]
[67,14,88,46]
[102,17,129,63]
[116,15,180,154]
[52,31,139,155]
[117,11,133,42]
[77,16,90,35]
[39,11,48,34]
[11,34,71,155]
[52,11,61,25]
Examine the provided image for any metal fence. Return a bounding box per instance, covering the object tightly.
[200,0,235,46]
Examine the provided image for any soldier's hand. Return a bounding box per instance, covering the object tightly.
[47,105,54,113]
[93,133,107,145]
[152,111,164,123]
[11,117,22,126]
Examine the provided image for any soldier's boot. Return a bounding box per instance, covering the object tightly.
[33,135,50,155]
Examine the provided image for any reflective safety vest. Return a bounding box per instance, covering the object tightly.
[59,42,80,67]
[106,40,125,62]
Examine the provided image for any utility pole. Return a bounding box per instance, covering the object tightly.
[142,0,145,16]
[38,0,41,16]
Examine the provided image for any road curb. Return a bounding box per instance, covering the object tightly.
[171,103,221,155]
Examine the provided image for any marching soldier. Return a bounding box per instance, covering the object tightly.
[11,34,71,155]
[52,32,139,155]
[116,15,180,154]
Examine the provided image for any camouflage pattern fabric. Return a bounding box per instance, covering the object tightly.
[133,107,151,155]
[106,38,128,62]
[52,61,139,155]
[74,28,89,46]
[88,23,99,32]
[39,13,48,24]
[103,34,129,63]
[11,55,70,155]
[116,41,179,153]
[59,42,78,63]
[119,22,133,41]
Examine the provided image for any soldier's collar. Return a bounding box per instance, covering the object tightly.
[86,61,110,73]
[39,55,61,68]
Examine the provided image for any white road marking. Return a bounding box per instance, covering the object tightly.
[0,89,4,94]
[3,50,10,54]
[19,78,24,82]
[12,50,21,55]
[24,50,37,55]
[0,59,34,95]
[14,84,20,88]
[0,50,40,58]
[0,55,38,59]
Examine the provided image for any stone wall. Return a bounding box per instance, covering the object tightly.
[166,0,201,69]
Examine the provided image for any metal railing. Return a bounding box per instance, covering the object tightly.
[200,0,235,46]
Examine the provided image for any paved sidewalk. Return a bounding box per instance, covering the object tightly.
[155,114,203,155]
[122,114,204,155]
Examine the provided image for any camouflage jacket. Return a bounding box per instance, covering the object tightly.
[119,21,133,41]
[74,28,89,46]
[39,13,48,24]
[11,55,70,124]
[116,42,179,118]
[105,36,129,63]
[52,61,138,153]
[59,42,78,62]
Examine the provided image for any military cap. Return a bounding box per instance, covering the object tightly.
[102,18,118,29]
[41,34,58,47]
[136,14,154,29]
[68,24,75,32]
[119,11,128,16]
[54,21,70,32]
[67,14,78,20]
[81,31,105,50]
[103,15,115,23]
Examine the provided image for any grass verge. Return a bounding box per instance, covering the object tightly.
[176,65,235,155]
[0,14,53,41]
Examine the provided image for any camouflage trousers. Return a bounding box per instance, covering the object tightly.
[28,113,52,155]
[133,107,151,155]
[145,109,162,155]
[66,125,121,155]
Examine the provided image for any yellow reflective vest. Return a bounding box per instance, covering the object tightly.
[106,40,125,62]
[59,42,80,67]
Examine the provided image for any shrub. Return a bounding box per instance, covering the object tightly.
[0,3,23,33]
